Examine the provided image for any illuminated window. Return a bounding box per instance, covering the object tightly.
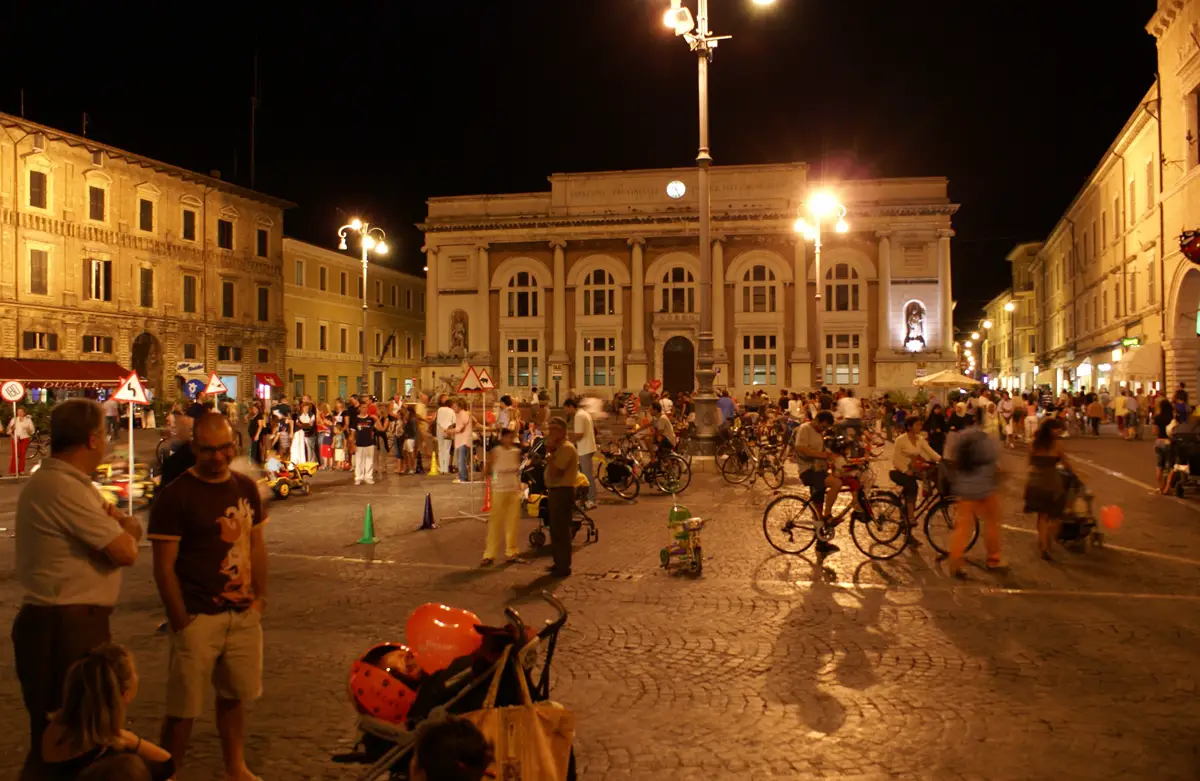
[583,337,616,386]
[742,334,777,385]
[824,334,861,385]
[506,338,540,387]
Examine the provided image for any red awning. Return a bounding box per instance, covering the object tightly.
[254,373,283,387]
[0,359,131,389]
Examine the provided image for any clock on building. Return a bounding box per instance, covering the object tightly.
[666,180,687,199]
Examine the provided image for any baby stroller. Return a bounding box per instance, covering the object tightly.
[1166,419,1200,497]
[341,592,577,780]
[520,437,598,549]
[1056,465,1104,549]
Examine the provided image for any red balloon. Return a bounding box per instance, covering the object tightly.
[1100,505,1124,530]
[406,603,483,673]
[349,643,423,724]
[486,411,497,425]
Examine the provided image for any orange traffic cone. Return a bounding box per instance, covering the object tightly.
[481,476,492,513]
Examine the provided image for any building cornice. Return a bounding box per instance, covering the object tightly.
[1147,0,1186,39]
[281,237,425,284]
[0,113,295,210]
[418,203,958,235]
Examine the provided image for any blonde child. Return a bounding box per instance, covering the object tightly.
[333,423,348,470]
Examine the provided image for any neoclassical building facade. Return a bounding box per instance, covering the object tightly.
[420,164,958,397]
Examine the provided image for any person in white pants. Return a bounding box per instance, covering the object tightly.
[435,398,456,475]
[352,405,380,485]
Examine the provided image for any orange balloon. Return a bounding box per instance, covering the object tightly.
[1100,504,1124,530]
[406,603,483,673]
[486,411,497,425]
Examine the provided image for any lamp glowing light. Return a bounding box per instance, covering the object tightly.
[423,265,429,272]
[664,1,694,35]
[362,235,376,251]
[808,191,837,218]
[751,0,776,4]
[982,320,993,329]
[964,340,972,348]
[834,218,849,234]
[375,241,388,256]
[1004,301,1015,312]
[970,331,980,340]
[349,218,362,232]
[338,237,348,251]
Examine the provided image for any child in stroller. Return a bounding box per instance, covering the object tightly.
[340,592,576,781]
[519,436,597,549]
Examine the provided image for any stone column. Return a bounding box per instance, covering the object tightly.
[550,239,568,363]
[473,244,491,362]
[626,238,648,391]
[423,246,438,357]
[877,231,892,356]
[712,237,729,386]
[790,238,814,387]
[937,229,955,352]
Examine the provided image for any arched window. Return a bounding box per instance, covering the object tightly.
[661,267,695,313]
[824,263,861,312]
[742,265,777,313]
[582,268,616,316]
[505,271,539,317]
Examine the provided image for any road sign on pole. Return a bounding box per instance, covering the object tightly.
[1,381,25,403]
[112,372,150,405]
[457,366,484,394]
[477,369,495,391]
[204,373,229,396]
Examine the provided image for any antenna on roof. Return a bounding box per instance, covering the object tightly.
[19,89,24,118]
[82,112,88,138]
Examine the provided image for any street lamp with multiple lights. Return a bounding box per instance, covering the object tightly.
[337,218,388,397]
[661,0,775,451]
[794,191,849,385]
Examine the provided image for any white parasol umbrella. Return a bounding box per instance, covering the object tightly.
[912,369,982,388]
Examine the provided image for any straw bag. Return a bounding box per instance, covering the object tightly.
[461,646,575,780]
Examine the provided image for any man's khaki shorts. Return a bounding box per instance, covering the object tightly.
[166,608,263,718]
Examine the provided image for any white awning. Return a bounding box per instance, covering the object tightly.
[1111,343,1162,382]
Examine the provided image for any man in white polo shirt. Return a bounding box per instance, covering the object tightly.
[12,398,142,771]
[565,397,597,509]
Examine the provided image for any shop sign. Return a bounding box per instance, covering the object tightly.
[1121,337,1140,347]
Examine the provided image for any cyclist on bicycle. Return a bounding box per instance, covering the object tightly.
[890,417,941,536]
[793,410,841,553]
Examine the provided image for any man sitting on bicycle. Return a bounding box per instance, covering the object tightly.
[890,417,941,536]
[640,401,677,457]
[793,410,841,554]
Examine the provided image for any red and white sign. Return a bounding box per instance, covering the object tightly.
[648,379,663,392]
[204,373,229,396]
[457,366,484,394]
[477,369,495,391]
[112,372,149,405]
[1,381,25,403]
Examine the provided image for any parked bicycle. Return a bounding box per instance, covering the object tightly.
[720,439,786,489]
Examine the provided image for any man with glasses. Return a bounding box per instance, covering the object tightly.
[149,413,268,780]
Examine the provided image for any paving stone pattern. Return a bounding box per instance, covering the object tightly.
[0,441,1198,780]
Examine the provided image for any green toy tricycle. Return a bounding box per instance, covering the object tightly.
[660,501,706,574]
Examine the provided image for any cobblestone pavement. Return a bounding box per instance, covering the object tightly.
[1,442,1198,780]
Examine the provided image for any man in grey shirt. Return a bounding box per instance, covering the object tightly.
[12,399,142,771]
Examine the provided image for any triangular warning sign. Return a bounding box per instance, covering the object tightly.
[457,366,484,393]
[112,371,149,405]
[204,373,229,396]
[477,369,495,391]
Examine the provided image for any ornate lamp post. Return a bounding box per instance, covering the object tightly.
[661,0,776,449]
[794,192,849,385]
[338,218,388,397]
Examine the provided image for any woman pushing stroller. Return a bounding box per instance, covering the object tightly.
[1023,417,1081,560]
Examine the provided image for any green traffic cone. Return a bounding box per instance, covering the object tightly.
[357,503,379,544]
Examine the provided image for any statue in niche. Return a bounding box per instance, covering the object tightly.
[449,310,469,357]
[904,301,926,349]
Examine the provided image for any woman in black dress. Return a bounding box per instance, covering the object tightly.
[924,403,948,454]
[1024,417,1069,559]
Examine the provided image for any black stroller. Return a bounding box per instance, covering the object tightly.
[520,437,597,549]
[1166,420,1200,497]
[339,592,576,780]
[1056,466,1104,549]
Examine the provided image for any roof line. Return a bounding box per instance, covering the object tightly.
[0,112,296,210]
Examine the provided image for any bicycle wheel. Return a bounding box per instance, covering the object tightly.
[715,441,737,471]
[924,497,977,556]
[760,452,786,490]
[762,494,818,554]
[852,495,909,560]
[610,463,640,500]
[654,454,691,494]
[720,449,755,485]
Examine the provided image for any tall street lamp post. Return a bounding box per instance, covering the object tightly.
[338,218,388,397]
[662,0,775,451]
[794,192,849,385]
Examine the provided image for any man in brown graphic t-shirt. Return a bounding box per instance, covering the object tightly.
[148,413,267,780]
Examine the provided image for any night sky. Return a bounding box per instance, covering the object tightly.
[3,1,1158,326]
